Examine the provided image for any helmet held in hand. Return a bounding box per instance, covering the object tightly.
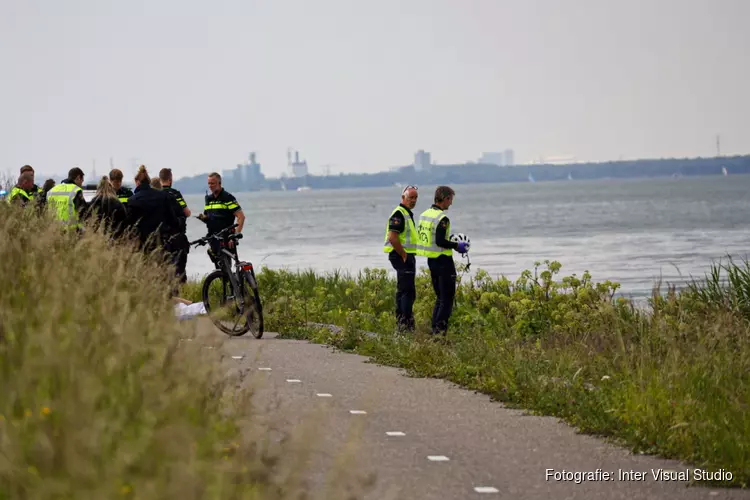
[449,233,470,245]
[450,233,471,254]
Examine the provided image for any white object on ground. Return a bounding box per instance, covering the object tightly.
[474,486,499,493]
[174,301,207,320]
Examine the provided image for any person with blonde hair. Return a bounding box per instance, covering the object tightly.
[124,165,180,253]
[82,176,127,238]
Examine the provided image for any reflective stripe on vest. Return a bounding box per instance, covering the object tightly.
[416,208,452,258]
[204,200,239,211]
[47,183,82,229]
[383,206,418,254]
[7,186,32,204]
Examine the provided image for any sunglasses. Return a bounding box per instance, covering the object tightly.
[402,185,418,195]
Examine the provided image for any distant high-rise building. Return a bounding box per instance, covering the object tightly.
[414,150,431,171]
[479,149,515,166]
[289,149,309,177]
[479,152,505,166]
[223,151,266,191]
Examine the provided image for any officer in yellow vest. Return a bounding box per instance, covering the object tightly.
[7,172,35,207]
[383,185,419,332]
[416,185,468,336]
[19,165,44,201]
[46,167,88,231]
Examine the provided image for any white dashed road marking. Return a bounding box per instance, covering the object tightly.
[253,340,504,497]
[474,486,499,493]
[231,355,244,360]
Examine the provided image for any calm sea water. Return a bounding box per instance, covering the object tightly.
[176,176,750,299]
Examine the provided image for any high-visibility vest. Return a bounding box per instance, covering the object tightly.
[203,198,239,212]
[416,207,452,258]
[47,183,83,230]
[383,205,418,254]
[7,186,32,205]
[117,187,133,205]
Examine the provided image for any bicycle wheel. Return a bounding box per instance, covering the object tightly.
[240,270,264,339]
[201,269,251,336]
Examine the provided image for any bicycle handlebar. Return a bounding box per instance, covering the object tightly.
[189,223,240,247]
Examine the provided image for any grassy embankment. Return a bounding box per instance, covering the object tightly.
[0,203,373,499]
[182,254,750,488]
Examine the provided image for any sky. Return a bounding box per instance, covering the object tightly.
[1,0,748,181]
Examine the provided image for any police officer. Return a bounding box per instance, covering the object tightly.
[125,165,180,253]
[7,172,35,207]
[19,165,44,201]
[109,168,134,206]
[416,185,468,336]
[46,167,88,232]
[383,185,418,332]
[159,168,192,283]
[197,172,245,263]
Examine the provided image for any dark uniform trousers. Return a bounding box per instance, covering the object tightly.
[388,251,416,331]
[168,233,190,283]
[427,255,456,335]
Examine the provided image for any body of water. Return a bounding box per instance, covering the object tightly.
[177,175,750,299]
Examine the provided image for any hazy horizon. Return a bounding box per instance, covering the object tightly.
[2,0,748,181]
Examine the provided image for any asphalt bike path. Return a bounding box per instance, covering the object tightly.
[188,321,749,500]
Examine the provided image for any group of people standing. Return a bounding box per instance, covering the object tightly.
[384,185,469,337]
[6,164,245,285]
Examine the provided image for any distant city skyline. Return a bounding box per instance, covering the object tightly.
[2,0,748,180]
[3,142,742,184]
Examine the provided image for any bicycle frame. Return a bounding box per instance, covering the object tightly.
[208,236,258,310]
[190,223,264,337]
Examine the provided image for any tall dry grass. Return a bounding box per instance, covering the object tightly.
[0,203,372,499]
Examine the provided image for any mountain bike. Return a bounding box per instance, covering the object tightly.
[189,224,264,338]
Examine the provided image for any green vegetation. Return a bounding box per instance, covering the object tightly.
[189,259,750,487]
[0,203,371,499]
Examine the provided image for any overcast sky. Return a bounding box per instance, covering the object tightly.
[2,0,748,180]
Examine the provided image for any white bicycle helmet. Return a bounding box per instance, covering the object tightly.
[450,233,471,248]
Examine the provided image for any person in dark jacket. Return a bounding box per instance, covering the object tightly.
[124,165,180,254]
[82,176,127,238]
[159,167,191,283]
[37,178,56,213]
[109,168,134,206]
